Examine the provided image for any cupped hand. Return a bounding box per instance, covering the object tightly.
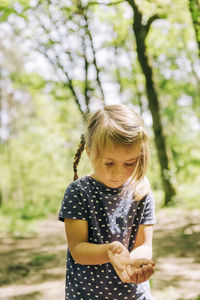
[126,258,155,284]
[107,241,132,283]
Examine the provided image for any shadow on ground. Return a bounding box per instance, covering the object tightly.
[0,209,199,300]
[0,218,66,299]
[151,209,200,300]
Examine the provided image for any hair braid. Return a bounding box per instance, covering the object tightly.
[73,134,85,181]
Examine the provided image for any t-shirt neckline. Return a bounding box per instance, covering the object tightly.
[87,175,128,193]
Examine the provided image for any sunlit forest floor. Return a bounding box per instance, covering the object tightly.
[0,208,200,300]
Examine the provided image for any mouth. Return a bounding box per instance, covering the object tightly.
[111,180,122,184]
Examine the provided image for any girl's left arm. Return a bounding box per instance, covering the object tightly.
[130,224,153,260]
[127,224,154,283]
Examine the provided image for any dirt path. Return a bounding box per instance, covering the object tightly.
[0,209,200,300]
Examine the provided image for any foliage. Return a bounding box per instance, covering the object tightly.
[23,0,106,115]
[0,0,200,233]
[29,253,56,266]
[189,0,200,56]
[0,0,30,21]
[0,79,85,232]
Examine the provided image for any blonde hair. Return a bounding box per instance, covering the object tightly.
[73,104,150,201]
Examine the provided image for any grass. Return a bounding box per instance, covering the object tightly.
[0,177,199,236]
[29,253,56,266]
[0,201,59,236]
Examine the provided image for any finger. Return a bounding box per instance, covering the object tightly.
[122,268,131,283]
[109,243,119,252]
[131,259,146,269]
[141,265,148,281]
[129,274,137,284]
[135,270,139,283]
[149,260,155,267]
[137,259,155,268]
[145,264,155,277]
[137,268,145,283]
[138,265,154,283]
[114,259,124,271]
[122,257,133,265]
[147,263,155,271]
[120,269,130,283]
[113,245,123,255]
[129,269,139,284]
[144,259,155,267]
[116,247,123,254]
[109,244,117,253]
[126,264,133,277]
[146,265,155,278]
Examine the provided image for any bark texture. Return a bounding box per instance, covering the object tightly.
[127,0,176,205]
[189,0,200,57]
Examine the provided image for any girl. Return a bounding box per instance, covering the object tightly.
[59,104,156,300]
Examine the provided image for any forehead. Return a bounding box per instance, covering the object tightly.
[102,143,141,162]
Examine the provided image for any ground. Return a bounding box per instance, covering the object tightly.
[0,208,200,300]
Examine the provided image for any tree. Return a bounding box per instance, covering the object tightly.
[116,0,176,205]
[13,0,200,206]
[189,0,200,56]
[0,0,30,22]
[25,0,106,117]
[25,0,176,204]
[87,0,177,204]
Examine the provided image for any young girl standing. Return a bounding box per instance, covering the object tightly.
[59,104,156,300]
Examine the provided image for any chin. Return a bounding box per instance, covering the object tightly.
[109,181,123,188]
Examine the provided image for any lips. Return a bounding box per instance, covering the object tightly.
[111,180,122,184]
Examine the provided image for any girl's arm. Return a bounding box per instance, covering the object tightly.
[65,218,134,283]
[130,224,153,260]
[128,224,155,284]
[64,218,111,265]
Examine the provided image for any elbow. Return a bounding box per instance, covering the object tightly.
[69,249,83,264]
[69,243,88,265]
[71,254,88,265]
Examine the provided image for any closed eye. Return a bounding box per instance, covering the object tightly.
[105,162,113,167]
[125,160,137,167]
[125,163,135,167]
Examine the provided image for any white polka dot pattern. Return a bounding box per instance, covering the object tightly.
[59,176,156,299]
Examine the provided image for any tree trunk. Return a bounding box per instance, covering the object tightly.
[127,0,176,205]
[189,0,200,57]
[0,69,2,206]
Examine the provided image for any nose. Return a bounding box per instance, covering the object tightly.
[111,165,122,179]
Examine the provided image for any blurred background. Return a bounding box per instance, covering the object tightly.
[0,0,200,299]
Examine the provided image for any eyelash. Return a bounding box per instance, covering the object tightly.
[105,163,113,167]
[105,163,135,167]
[125,163,135,167]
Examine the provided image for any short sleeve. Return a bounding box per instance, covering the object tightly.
[58,182,88,222]
[140,191,156,225]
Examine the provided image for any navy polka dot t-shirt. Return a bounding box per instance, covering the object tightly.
[59,176,156,300]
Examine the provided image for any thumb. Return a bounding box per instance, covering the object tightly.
[134,258,155,268]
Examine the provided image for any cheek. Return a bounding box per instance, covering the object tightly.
[99,165,109,176]
[104,167,112,175]
[126,167,135,176]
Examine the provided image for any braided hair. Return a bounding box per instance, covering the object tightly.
[73,134,85,181]
[72,105,150,201]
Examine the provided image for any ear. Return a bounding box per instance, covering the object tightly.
[86,146,90,158]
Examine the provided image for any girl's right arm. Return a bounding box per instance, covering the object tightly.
[65,218,146,283]
[64,218,111,265]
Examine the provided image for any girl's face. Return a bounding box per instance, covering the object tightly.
[90,143,141,188]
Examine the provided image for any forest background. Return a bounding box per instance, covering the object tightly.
[0,0,200,299]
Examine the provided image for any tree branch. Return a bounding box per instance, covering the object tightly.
[31,3,86,117]
[83,13,105,104]
[82,34,90,113]
[88,0,125,6]
[145,14,160,35]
